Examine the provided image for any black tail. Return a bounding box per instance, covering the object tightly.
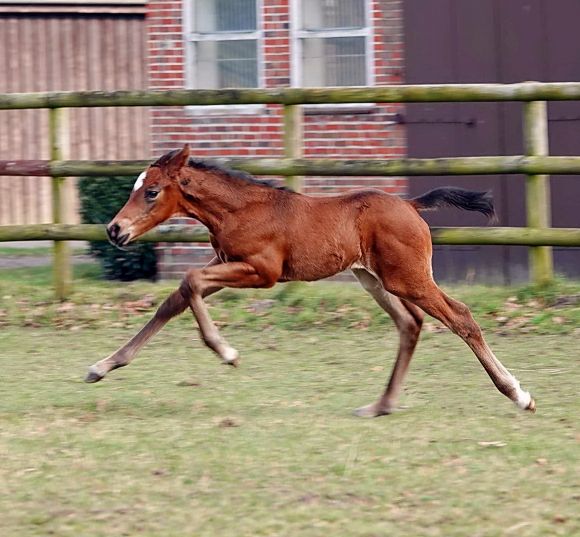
[411,187,497,223]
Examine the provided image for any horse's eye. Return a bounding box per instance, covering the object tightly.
[145,189,159,201]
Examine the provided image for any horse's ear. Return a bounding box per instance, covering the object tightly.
[166,144,190,176]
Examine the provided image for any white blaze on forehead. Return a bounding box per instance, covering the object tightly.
[133,171,147,192]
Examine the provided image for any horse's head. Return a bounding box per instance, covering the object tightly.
[107,145,191,247]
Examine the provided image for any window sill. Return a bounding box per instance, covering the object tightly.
[303,103,377,116]
[185,104,266,116]
[183,103,380,117]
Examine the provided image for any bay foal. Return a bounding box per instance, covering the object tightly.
[87,145,536,416]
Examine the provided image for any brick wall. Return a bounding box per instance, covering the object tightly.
[147,0,406,279]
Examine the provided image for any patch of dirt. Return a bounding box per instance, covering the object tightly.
[217,417,240,428]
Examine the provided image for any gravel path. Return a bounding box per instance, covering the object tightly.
[0,255,96,269]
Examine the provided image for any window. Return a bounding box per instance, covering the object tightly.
[185,0,261,89]
[293,0,372,87]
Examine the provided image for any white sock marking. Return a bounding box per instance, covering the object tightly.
[222,347,239,363]
[514,382,532,409]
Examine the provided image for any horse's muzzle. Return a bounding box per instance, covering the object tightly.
[106,223,130,248]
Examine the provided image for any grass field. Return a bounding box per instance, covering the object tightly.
[1,265,579,536]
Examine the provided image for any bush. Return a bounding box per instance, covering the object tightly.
[78,176,157,281]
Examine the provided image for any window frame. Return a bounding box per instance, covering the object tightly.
[183,0,264,115]
[290,0,375,114]
[290,0,375,88]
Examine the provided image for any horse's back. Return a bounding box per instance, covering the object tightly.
[279,189,427,281]
[314,188,427,237]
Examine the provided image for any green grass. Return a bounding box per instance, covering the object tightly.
[1,264,580,335]
[1,267,579,536]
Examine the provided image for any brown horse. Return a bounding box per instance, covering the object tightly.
[87,145,536,416]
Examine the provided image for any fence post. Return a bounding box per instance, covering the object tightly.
[49,107,72,300]
[282,104,305,292]
[283,104,303,192]
[523,100,553,285]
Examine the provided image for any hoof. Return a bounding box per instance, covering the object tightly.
[525,398,536,413]
[84,366,105,383]
[353,403,393,418]
[516,390,537,413]
[222,357,240,368]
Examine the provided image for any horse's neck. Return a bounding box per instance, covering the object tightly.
[180,172,267,232]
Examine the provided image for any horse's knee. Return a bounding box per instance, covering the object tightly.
[404,317,422,338]
[179,269,203,298]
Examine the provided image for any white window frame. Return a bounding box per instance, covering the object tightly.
[290,0,375,111]
[183,0,264,115]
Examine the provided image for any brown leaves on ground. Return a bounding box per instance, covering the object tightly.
[120,294,156,313]
[489,294,575,334]
[56,302,75,313]
[5,293,162,331]
[3,284,579,337]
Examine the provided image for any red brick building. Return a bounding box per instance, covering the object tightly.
[147,0,406,277]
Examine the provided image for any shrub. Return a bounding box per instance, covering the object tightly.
[78,176,157,281]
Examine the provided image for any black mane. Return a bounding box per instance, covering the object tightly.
[152,150,289,191]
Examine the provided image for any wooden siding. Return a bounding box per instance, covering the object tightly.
[0,13,149,225]
[404,0,580,282]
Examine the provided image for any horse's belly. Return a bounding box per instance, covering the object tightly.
[281,246,360,282]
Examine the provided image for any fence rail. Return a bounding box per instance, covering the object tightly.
[3,82,580,109]
[1,81,579,298]
[4,156,580,177]
[2,224,580,247]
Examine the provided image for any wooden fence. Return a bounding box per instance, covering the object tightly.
[1,82,580,299]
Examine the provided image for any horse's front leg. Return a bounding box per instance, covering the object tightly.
[85,288,189,382]
[180,261,278,366]
[85,258,222,382]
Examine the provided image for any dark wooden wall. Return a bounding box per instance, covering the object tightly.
[404,0,580,283]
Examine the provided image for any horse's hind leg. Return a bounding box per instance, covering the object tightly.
[352,268,424,417]
[389,277,535,412]
[85,258,222,383]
